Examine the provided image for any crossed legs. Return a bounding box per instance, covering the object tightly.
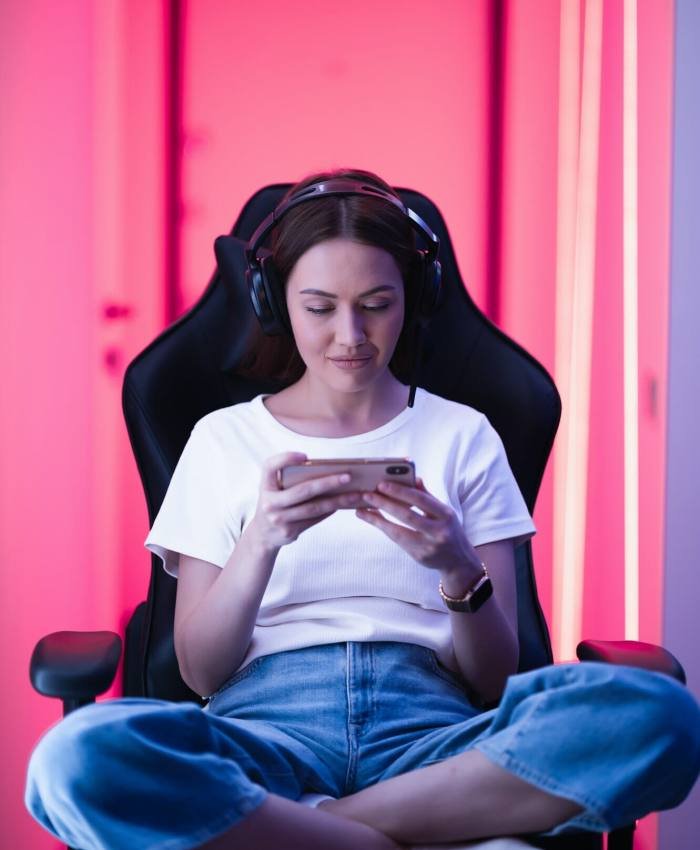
[198,748,582,849]
[197,660,700,850]
[319,747,583,843]
[26,660,699,850]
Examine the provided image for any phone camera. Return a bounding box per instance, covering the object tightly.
[386,465,409,476]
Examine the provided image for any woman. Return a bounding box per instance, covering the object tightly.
[26,168,700,850]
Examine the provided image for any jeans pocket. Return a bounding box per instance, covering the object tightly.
[206,656,265,703]
[424,649,470,693]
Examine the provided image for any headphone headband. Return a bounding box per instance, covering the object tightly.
[245,178,440,264]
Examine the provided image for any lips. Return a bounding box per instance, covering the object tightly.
[330,357,371,362]
[329,356,373,370]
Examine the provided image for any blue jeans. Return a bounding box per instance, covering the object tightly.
[25,642,700,850]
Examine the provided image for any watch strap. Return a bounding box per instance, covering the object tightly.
[439,563,493,613]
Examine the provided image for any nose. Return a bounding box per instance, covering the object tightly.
[334,305,368,346]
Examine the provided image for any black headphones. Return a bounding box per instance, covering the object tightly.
[241,177,442,337]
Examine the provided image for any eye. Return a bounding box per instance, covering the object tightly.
[305,303,391,315]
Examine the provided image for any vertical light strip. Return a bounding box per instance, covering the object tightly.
[623,0,640,640]
[555,0,603,661]
[552,0,580,659]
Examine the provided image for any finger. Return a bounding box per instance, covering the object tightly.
[277,473,356,508]
[294,508,335,527]
[356,507,423,545]
[374,480,447,519]
[283,490,364,521]
[360,491,436,531]
[262,452,308,491]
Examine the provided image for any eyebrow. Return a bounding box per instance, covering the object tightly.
[298,285,397,299]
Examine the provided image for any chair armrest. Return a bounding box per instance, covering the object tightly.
[30,631,123,711]
[576,639,686,684]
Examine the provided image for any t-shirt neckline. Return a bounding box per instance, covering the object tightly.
[254,386,424,443]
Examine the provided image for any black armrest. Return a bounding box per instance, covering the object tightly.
[30,631,123,713]
[576,639,686,684]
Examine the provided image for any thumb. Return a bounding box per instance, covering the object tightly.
[263,452,308,491]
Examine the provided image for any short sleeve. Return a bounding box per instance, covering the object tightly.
[459,414,537,548]
[144,421,240,578]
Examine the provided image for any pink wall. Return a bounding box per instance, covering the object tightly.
[178,0,493,312]
[498,0,562,626]
[1,4,97,848]
[0,2,166,847]
[636,0,673,654]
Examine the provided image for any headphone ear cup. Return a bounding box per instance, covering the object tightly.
[246,263,274,334]
[412,250,442,319]
[247,249,291,336]
[426,255,442,314]
[259,252,292,335]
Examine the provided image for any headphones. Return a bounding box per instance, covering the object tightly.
[241,177,442,337]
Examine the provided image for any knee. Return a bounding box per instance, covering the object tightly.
[609,666,700,797]
[643,672,700,789]
[27,701,127,808]
[26,698,179,818]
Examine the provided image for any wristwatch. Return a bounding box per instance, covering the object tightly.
[438,563,493,613]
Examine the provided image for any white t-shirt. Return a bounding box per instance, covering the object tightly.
[144,386,536,685]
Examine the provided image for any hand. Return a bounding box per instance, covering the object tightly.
[356,477,482,578]
[250,452,367,553]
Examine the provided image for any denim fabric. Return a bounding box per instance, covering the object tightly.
[25,642,700,850]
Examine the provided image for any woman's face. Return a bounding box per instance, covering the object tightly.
[285,238,406,392]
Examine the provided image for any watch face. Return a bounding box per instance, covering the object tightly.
[468,577,494,612]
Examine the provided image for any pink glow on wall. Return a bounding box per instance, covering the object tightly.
[1,1,166,847]
[579,0,672,665]
[497,0,566,640]
[582,0,626,647]
[1,4,97,848]
[636,0,672,655]
[497,4,674,842]
[178,0,493,315]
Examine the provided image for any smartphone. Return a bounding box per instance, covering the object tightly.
[276,457,416,494]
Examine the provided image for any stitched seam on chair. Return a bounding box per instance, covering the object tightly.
[123,385,173,698]
[124,385,171,487]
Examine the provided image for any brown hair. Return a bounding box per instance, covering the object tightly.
[236,167,419,385]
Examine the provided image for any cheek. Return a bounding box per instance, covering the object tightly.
[390,305,406,338]
[292,317,330,358]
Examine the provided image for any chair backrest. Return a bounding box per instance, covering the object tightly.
[122,184,560,702]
